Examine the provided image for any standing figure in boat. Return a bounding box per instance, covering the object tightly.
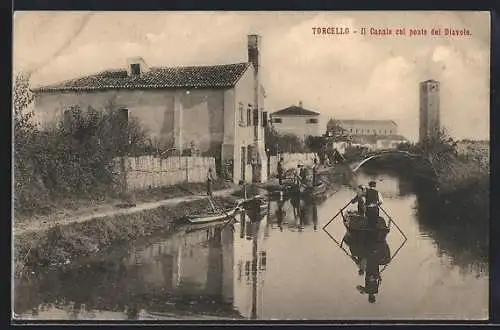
[295,164,302,186]
[365,181,384,229]
[350,185,366,217]
[277,158,284,185]
[299,165,309,187]
[312,158,318,187]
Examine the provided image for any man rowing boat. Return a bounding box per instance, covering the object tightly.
[365,181,384,229]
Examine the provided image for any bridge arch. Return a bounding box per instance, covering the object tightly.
[350,149,437,178]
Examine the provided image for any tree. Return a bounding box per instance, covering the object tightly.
[14,72,36,137]
[326,118,348,137]
[305,135,327,163]
[264,126,306,154]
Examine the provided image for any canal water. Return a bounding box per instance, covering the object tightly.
[14,170,488,320]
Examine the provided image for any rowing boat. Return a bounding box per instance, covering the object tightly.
[341,210,389,241]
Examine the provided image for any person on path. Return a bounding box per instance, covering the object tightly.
[365,181,384,229]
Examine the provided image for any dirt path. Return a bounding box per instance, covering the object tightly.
[14,187,240,237]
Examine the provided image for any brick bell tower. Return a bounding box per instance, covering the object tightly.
[419,79,441,142]
[248,34,267,183]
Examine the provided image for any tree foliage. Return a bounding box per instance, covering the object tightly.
[264,126,307,154]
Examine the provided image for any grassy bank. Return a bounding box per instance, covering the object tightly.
[14,193,240,279]
[15,180,233,225]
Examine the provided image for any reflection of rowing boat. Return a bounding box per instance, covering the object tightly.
[341,232,391,266]
[241,195,268,222]
[341,210,389,241]
[241,195,268,212]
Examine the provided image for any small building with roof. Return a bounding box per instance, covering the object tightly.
[269,101,321,138]
[31,35,268,184]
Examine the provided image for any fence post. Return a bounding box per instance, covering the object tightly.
[185,157,189,183]
[120,156,128,195]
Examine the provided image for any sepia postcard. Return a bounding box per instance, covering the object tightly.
[12,11,490,321]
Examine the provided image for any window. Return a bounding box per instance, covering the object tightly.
[389,130,393,134]
[306,118,318,124]
[350,128,353,132]
[373,129,376,134]
[355,129,358,134]
[238,103,245,126]
[130,63,141,76]
[273,118,282,124]
[253,109,259,126]
[262,111,268,127]
[247,108,252,126]
[384,130,387,134]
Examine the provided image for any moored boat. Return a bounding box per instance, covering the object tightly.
[179,201,243,224]
[300,181,327,197]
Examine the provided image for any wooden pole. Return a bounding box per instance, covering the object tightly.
[322,200,352,230]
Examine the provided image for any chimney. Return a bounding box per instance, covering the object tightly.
[247,34,262,146]
[126,56,149,77]
[298,101,303,108]
[247,35,261,73]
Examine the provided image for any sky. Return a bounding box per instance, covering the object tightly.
[13,11,490,141]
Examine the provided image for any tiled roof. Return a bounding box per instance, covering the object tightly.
[272,105,320,116]
[32,62,252,92]
[421,79,439,84]
[333,119,398,126]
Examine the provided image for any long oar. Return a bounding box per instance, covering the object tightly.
[322,227,356,263]
[322,199,352,230]
[380,206,407,240]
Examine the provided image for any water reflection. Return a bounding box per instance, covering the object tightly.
[341,233,395,304]
[269,195,319,232]
[14,169,489,320]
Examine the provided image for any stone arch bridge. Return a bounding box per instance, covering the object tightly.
[349,149,437,178]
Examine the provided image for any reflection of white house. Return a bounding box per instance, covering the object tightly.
[233,213,268,318]
[125,226,235,304]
